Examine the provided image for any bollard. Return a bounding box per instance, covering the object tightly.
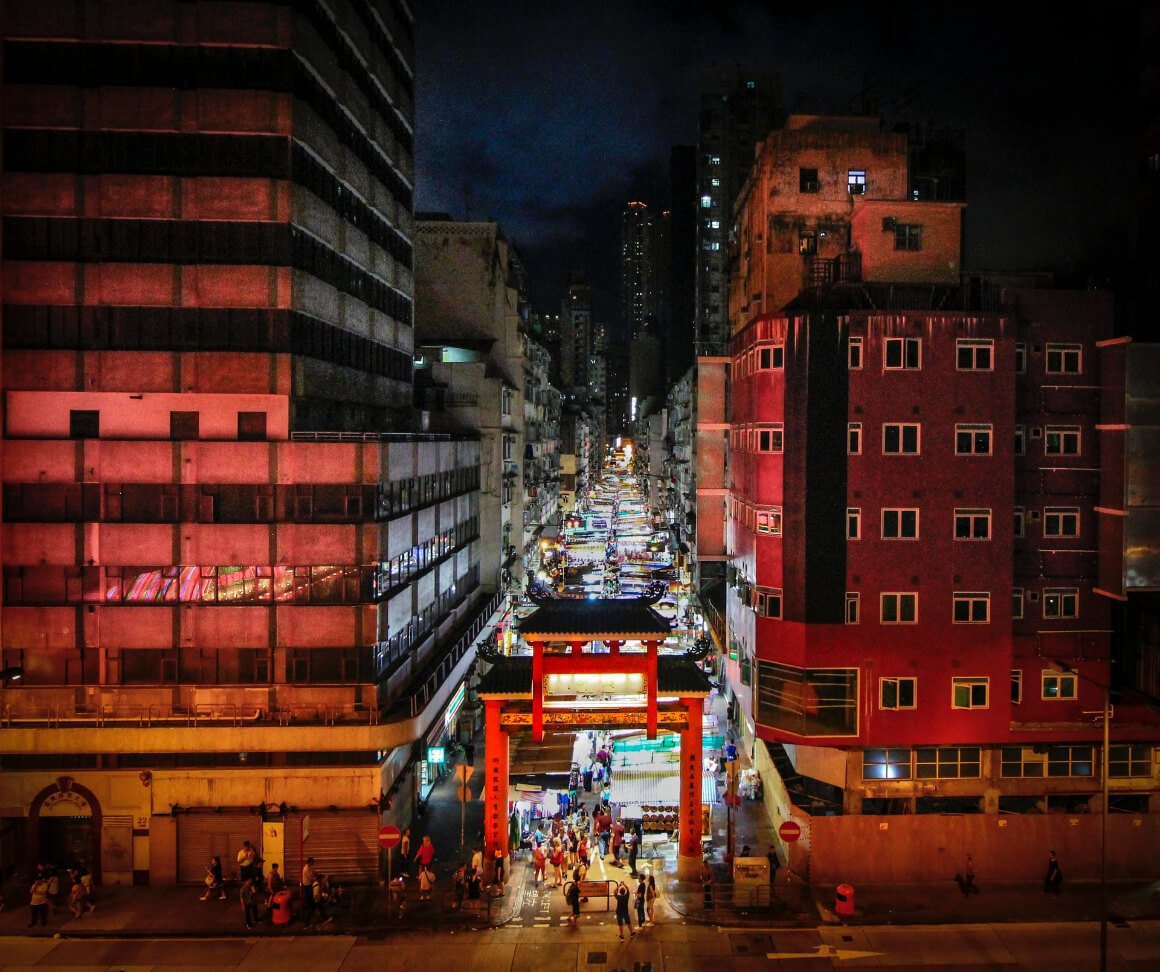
[835,882,855,917]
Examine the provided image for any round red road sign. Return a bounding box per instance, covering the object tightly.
[778,819,802,843]
[378,824,402,849]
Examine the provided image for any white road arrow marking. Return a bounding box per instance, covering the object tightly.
[767,945,884,961]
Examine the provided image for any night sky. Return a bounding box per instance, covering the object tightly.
[414,1,1141,323]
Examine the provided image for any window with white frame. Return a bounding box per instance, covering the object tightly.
[848,336,863,369]
[1010,669,1023,703]
[847,169,866,194]
[755,588,783,619]
[757,344,784,369]
[880,676,917,710]
[915,746,981,779]
[1012,588,1024,620]
[1109,744,1153,778]
[848,422,862,455]
[1044,507,1079,537]
[881,508,919,539]
[955,423,993,455]
[1015,425,1026,455]
[1041,671,1077,700]
[756,425,784,453]
[1043,587,1078,619]
[756,508,782,535]
[952,591,990,623]
[502,435,514,461]
[1045,343,1082,375]
[956,338,993,370]
[845,592,860,624]
[881,592,918,623]
[884,337,921,369]
[1045,425,1080,456]
[1048,745,1093,777]
[847,507,861,539]
[883,422,921,454]
[952,677,989,709]
[954,508,991,540]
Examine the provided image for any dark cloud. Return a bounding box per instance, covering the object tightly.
[415,0,1140,312]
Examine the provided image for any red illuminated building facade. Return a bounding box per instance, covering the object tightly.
[1,0,496,886]
[724,116,1159,880]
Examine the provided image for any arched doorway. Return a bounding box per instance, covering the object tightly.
[28,777,102,884]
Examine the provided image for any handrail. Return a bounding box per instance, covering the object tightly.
[408,590,502,718]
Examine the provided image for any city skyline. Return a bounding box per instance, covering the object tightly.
[415,0,1141,317]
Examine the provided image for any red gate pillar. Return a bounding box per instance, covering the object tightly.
[645,640,659,739]
[677,694,704,880]
[483,699,510,865]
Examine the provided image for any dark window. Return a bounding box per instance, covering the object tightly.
[170,411,200,440]
[237,412,267,441]
[894,224,923,251]
[70,409,99,438]
[799,168,820,192]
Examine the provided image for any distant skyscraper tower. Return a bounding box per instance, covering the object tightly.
[621,201,655,341]
[694,70,781,352]
[560,276,593,394]
[667,145,697,385]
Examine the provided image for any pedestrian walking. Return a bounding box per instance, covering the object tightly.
[264,862,284,911]
[417,864,435,901]
[614,880,635,939]
[627,831,639,877]
[1044,851,1063,895]
[493,845,506,887]
[766,844,780,885]
[453,862,467,910]
[646,873,657,923]
[960,854,977,896]
[307,872,332,927]
[28,874,50,928]
[201,855,226,900]
[634,876,647,927]
[46,866,62,914]
[300,858,317,927]
[471,845,483,877]
[240,876,259,929]
[413,834,436,870]
[532,844,547,885]
[700,858,713,910]
[564,878,581,923]
[550,842,565,886]
[611,822,624,862]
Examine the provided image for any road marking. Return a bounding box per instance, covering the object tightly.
[767,945,884,961]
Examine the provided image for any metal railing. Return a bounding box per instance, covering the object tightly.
[408,590,502,718]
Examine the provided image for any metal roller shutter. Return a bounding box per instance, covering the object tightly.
[177,814,263,885]
[284,813,380,885]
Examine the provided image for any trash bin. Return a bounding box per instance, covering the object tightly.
[835,883,855,916]
[270,889,293,925]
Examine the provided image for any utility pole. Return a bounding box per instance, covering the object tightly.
[456,762,474,853]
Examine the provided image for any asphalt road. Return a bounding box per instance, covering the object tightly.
[3,920,1160,970]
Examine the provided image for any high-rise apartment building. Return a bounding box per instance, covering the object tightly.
[621,201,655,341]
[1,0,495,887]
[724,115,1160,882]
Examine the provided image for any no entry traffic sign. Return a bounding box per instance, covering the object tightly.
[378,824,402,849]
[778,819,802,843]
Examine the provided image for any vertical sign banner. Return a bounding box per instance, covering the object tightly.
[263,821,284,877]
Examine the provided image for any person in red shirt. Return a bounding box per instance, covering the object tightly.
[413,835,436,869]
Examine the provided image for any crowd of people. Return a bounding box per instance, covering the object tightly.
[25,861,95,928]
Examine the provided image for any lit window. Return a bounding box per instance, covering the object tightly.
[1041,671,1077,700]
[1045,343,1082,374]
[884,337,921,369]
[848,422,862,455]
[880,677,917,710]
[709,155,721,165]
[846,508,861,539]
[1012,589,1024,621]
[711,178,721,187]
[845,592,860,624]
[952,592,990,623]
[709,219,721,229]
[883,423,921,454]
[1044,425,1080,456]
[881,508,919,539]
[847,169,867,194]
[881,592,918,623]
[1043,507,1079,537]
[1043,588,1078,619]
[894,223,923,251]
[956,339,994,371]
[756,509,782,535]
[952,677,989,709]
[954,508,991,540]
[700,195,712,208]
[848,336,863,369]
[862,748,911,780]
[799,232,817,255]
[955,423,992,455]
